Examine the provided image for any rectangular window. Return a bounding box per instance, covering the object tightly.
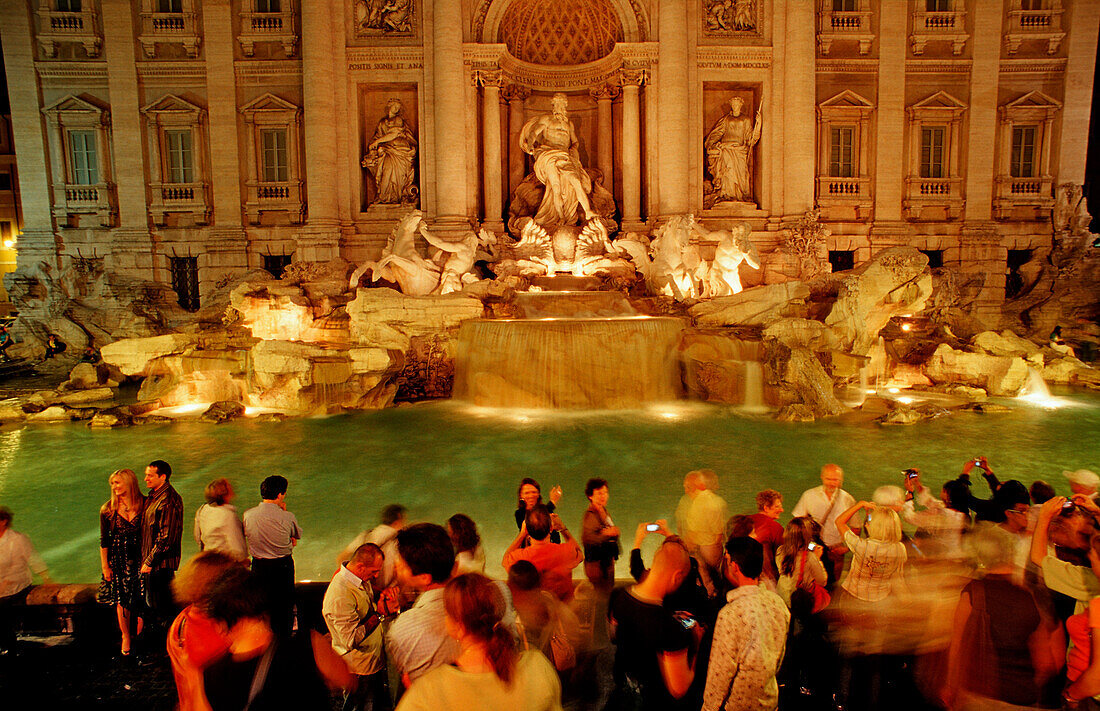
[263,254,292,278]
[255,0,281,11]
[0,222,12,241]
[919,127,946,179]
[165,130,194,184]
[919,249,944,269]
[68,130,98,185]
[156,0,183,12]
[1020,0,1044,10]
[832,0,858,10]
[828,127,855,178]
[56,0,82,11]
[170,256,200,311]
[0,172,11,192]
[925,0,951,11]
[261,129,288,183]
[1010,126,1037,178]
[828,250,855,272]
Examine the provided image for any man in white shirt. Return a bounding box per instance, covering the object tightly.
[0,507,52,654]
[324,543,391,711]
[675,469,729,579]
[340,504,407,592]
[791,464,855,584]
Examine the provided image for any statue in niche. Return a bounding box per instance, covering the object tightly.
[362,98,418,206]
[356,0,412,33]
[519,93,599,233]
[704,96,762,207]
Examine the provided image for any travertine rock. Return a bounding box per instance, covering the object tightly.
[88,408,132,428]
[101,334,196,377]
[27,405,72,422]
[925,344,1029,397]
[1041,357,1091,384]
[64,363,102,390]
[776,404,816,422]
[57,387,116,406]
[825,247,932,355]
[762,318,842,352]
[347,288,485,345]
[689,281,810,327]
[972,331,1042,361]
[764,343,847,419]
[679,332,773,405]
[201,401,245,424]
[0,399,27,423]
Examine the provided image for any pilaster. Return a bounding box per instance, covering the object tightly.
[202,0,245,238]
[963,0,1002,222]
[479,70,504,231]
[503,84,530,198]
[1056,0,1100,186]
[591,84,619,195]
[0,2,57,269]
[873,0,907,225]
[657,0,691,217]
[300,0,340,258]
[620,69,646,231]
[430,0,469,234]
[782,0,816,216]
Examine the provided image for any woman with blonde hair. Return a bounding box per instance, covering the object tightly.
[193,477,246,560]
[396,573,562,711]
[835,501,906,603]
[98,468,145,656]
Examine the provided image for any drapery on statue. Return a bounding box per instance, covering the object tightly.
[704,96,762,204]
[519,93,598,233]
[362,98,418,205]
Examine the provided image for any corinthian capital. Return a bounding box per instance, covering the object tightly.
[619,68,648,87]
[501,84,531,102]
[590,84,621,101]
[475,69,504,88]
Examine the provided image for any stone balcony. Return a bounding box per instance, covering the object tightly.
[910,9,968,55]
[238,8,298,57]
[245,180,304,225]
[815,176,873,220]
[53,182,115,227]
[993,175,1054,220]
[817,6,874,56]
[148,181,210,225]
[903,177,965,220]
[138,11,201,58]
[36,6,101,58]
[1004,6,1065,55]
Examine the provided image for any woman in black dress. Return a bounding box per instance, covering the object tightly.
[514,478,563,545]
[99,468,145,656]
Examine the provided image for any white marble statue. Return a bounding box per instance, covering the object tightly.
[617,215,707,300]
[705,96,762,204]
[519,93,598,233]
[690,220,761,297]
[350,210,494,296]
[363,98,418,205]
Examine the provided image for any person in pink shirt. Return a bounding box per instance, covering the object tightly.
[503,505,583,602]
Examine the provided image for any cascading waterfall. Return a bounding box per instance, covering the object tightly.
[453,290,687,409]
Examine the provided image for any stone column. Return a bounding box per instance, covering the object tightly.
[503,84,530,198]
[430,0,469,234]
[202,0,247,282]
[872,0,907,227]
[102,0,153,279]
[620,70,645,230]
[657,0,690,217]
[590,84,619,193]
[479,71,504,231]
[0,2,55,267]
[782,0,816,215]
[299,0,340,261]
[963,0,1001,223]
[1056,0,1100,186]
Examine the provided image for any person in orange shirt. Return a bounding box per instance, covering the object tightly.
[503,505,583,602]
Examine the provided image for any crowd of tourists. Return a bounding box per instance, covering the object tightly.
[2,458,1100,710]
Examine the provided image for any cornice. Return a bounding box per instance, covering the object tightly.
[347,46,425,72]
[34,61,108,86]
[696,45,772,70]
[234,59,304,80]
[815,58,878,74]
[998,57,1067,73]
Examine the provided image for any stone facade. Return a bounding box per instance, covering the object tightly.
[0,0,1096,337]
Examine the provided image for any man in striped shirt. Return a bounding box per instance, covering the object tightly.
[141,459,184,640]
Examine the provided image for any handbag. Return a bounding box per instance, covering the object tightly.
[537,593,576,672]
[790,552,831,615]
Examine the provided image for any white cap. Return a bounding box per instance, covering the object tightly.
[1064,469,1100,490]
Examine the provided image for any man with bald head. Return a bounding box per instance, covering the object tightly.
[609,536,701,710]
[675,469,729,577]
[791,464,855,585]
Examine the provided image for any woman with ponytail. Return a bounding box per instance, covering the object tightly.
[395,573,563,711]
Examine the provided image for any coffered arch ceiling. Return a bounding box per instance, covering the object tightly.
[474,0,649,53]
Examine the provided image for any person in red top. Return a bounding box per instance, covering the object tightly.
[502,504,583,602]
[167,551,244,711]
[750,489,785,583]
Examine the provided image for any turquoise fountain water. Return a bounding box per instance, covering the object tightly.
[0,388,1097,583]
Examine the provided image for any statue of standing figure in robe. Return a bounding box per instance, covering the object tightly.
[705,96,762,204]
[363,98,418,205]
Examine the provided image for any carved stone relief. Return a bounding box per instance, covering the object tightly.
[703,0,760,37]
[355,0,414,36]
